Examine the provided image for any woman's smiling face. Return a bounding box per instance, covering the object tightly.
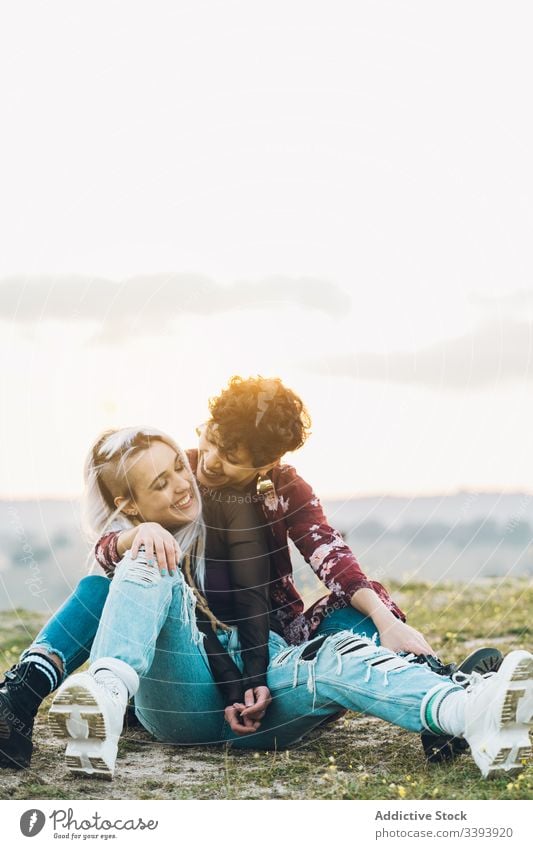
[119,440,200,528]
[196,422,263,489]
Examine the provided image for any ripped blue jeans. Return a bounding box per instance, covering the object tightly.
[81,551,461,749]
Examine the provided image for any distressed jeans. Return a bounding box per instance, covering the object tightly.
[21,574,378,685]
[80,551,461,749]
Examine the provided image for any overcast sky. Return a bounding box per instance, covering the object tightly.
[1,1,532,499]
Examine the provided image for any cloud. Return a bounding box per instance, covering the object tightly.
[310,319,533,389]
[0,273,350,341]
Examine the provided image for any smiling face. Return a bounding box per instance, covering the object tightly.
[196,422,275,489]
[116,440,200,528]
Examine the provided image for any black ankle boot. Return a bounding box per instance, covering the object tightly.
[0,657,62,770]
[420,647,504,764]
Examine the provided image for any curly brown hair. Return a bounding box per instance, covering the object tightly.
[208,375,311,467]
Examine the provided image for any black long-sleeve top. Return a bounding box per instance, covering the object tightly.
[198,489,278,704]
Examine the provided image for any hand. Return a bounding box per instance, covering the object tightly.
[131,523,182,576]
[224,705,258,735]
[225,686,272,735]
[237,686,272,722]
[378,619,436,657]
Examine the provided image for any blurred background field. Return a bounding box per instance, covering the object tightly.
[2,492,532,614]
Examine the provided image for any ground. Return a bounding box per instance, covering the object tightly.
[0,579,531,800]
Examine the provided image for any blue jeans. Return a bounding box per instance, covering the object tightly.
[21,575,111,678]
[86,550,460,749]
[315,606,380,642]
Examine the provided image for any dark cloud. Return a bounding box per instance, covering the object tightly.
[0,273,350,340]
[311,320,533,389]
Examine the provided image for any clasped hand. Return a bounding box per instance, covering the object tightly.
[224,686,272,735]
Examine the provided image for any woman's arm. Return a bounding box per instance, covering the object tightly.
[94,531,121,576]
[223,495,272,691]
[350,587,435,656]
[274,466,435,654]
[278,466,375,600]
[205,491,274,724]
[95,524,181,575]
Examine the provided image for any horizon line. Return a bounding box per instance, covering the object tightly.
[1,487,532,503]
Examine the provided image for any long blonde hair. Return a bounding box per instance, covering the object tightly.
[82,426,207,590]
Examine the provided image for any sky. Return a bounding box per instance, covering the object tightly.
[1,1,533,499]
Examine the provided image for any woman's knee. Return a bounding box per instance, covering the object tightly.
[316,607,379,641]
[113,550,163,588]
[75,574,111,600]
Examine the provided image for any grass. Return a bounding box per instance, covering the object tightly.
[0,578,532,800]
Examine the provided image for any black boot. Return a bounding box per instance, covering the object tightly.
[125,698,142,729]
[419,647,503,764]
[0,656,62,769]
